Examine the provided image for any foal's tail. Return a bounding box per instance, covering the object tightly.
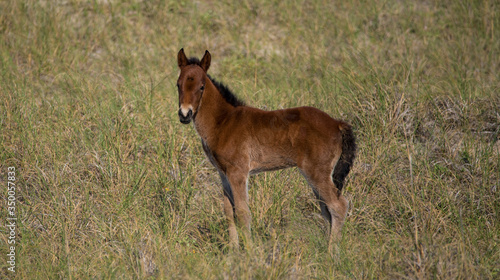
[332,123,356,192]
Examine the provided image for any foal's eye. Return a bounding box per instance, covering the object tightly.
[200,85,205,91]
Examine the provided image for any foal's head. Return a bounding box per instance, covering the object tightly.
[176,48,211,124]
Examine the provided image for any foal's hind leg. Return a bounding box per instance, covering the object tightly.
[312,189,332,226]
[301,167,349,241]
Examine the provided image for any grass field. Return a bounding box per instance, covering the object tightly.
[1,0,499,279]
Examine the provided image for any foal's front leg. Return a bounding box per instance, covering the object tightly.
[219,171,238,247]
[226,169,251,244]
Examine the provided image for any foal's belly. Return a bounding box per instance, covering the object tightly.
[249,162,296,174]
[248,148,296,174]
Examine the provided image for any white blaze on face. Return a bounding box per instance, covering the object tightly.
[179,104,193,117]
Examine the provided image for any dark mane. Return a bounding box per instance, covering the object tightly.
[187,57,201,65]
[187,57,245,107]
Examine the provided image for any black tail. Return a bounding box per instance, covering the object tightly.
[332,124,356,192]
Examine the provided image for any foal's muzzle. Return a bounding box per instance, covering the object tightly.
[178,108,193,124]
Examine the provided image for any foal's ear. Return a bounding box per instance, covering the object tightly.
[178,48,188,68]
[200,50,211,72]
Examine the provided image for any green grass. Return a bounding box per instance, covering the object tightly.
[1,0,499,279]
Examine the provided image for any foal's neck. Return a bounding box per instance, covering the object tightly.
[193,76,236,144]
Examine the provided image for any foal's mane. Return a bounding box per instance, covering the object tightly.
[187,57,245,107]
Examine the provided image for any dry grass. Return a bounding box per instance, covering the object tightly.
[1,0,499,279]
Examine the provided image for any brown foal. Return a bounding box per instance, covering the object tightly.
[176,49,356,248]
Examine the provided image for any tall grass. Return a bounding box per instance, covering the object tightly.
[1,0,499,279]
